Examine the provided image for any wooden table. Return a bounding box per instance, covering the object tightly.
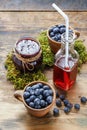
[0,10,87,130]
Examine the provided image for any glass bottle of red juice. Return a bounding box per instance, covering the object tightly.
[53,32,79,91]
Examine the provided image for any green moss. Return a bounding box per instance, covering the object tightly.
[5,31,87,90]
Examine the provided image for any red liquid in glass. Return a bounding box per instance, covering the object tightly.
[53,56,78,91]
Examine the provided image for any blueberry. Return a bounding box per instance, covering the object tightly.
[43,90,50,98]
[35,105,41,109]
[37,94,43,100]
[29,89,35,95]
[40,100,46,108]
[39,88,44,94]
[63,99,69,106]
[59,94,65,101]
[35,89,40,96]
[29,95,36,102]
[58,24,65,28]
[48,89,53,96]
[32,84,39,89]
[56,34,61,41]
[50,31,55,37]
[25,86,31,92]
[49,28,53,33]
[56,91,59,98]
[46,96,53,104]
[25,98,31,105]
[64,107,70,114]
[53,27,60,34]
[67,103,73,109]
[74,104,80,110]
[56,99,62,107]
[38,83,43,88]
[51,36,58,41]
[43,85,50,90]
[80,96,87,104]
[29,102,34,108]
[59,27,66,34]
[53,108,59,116]
[34,98,41,106]
[23,91,30,99]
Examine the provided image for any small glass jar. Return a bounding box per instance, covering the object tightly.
[12,37,43,72]
[53,32,79,91]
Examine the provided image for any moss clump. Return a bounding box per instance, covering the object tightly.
[74,40,87,72]
[5,31,87,90]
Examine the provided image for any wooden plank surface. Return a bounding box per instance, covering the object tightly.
[0,0,87,11]
[0,11,87,130]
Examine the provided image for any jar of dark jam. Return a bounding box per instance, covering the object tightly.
[12,37,43,72]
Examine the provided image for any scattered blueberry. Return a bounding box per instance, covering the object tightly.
[53,108,59,116]
[74,104,80,110]
[63,99,69,106]
[59,94,65,101]
[67,103,73,109]
[64,107,70,114]
[56,91,59,98]
[56,99,62,107]
[80,96,87,104]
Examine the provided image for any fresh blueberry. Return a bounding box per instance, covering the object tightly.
[40,100,46,108]
[32,84,39,89]
[23,91,30,99]
[53,27,60,34]
[46,96,53,104]
[25,86,31,92]
[48,89,53,96]
[59,94,65,101]
[39,88,44,94]
[29,102,34,108]
[51,36,58,41]
[25,98,31,105]
[53,108,59,116]
[49,28,53,33]
[74,104,80,110]
[50,31,55,37]
[56,91,59,98]
[29,95,36,102]
[38,83,43,88]
[64,107,70,114]
[56,34,61,41]
[35,89,40,96]
[80,96,87,104]
[63,99,69,106]
[58,24,65,28]
[35,105,41,109]
[29,89,35,95]
[43,85,50,90]
[37,94,43,100]
[43,90,50,97]
[59,27,66,34]
[34,98,41,106]
[56,99,62,107]
[67,103,73,109]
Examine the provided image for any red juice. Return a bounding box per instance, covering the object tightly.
[53,56,78,91]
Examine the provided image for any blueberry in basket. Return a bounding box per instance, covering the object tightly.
[49,24,72,42]
[23,82,54,109]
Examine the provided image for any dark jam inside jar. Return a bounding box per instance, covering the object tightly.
[12,37,43,72]
[53,56,78,91]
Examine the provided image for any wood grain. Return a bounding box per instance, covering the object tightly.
[0,11,87,130]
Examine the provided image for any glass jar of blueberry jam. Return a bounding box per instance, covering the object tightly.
[12,37,43,72]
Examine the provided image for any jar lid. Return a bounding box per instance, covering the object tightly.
[15,37,40,58]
